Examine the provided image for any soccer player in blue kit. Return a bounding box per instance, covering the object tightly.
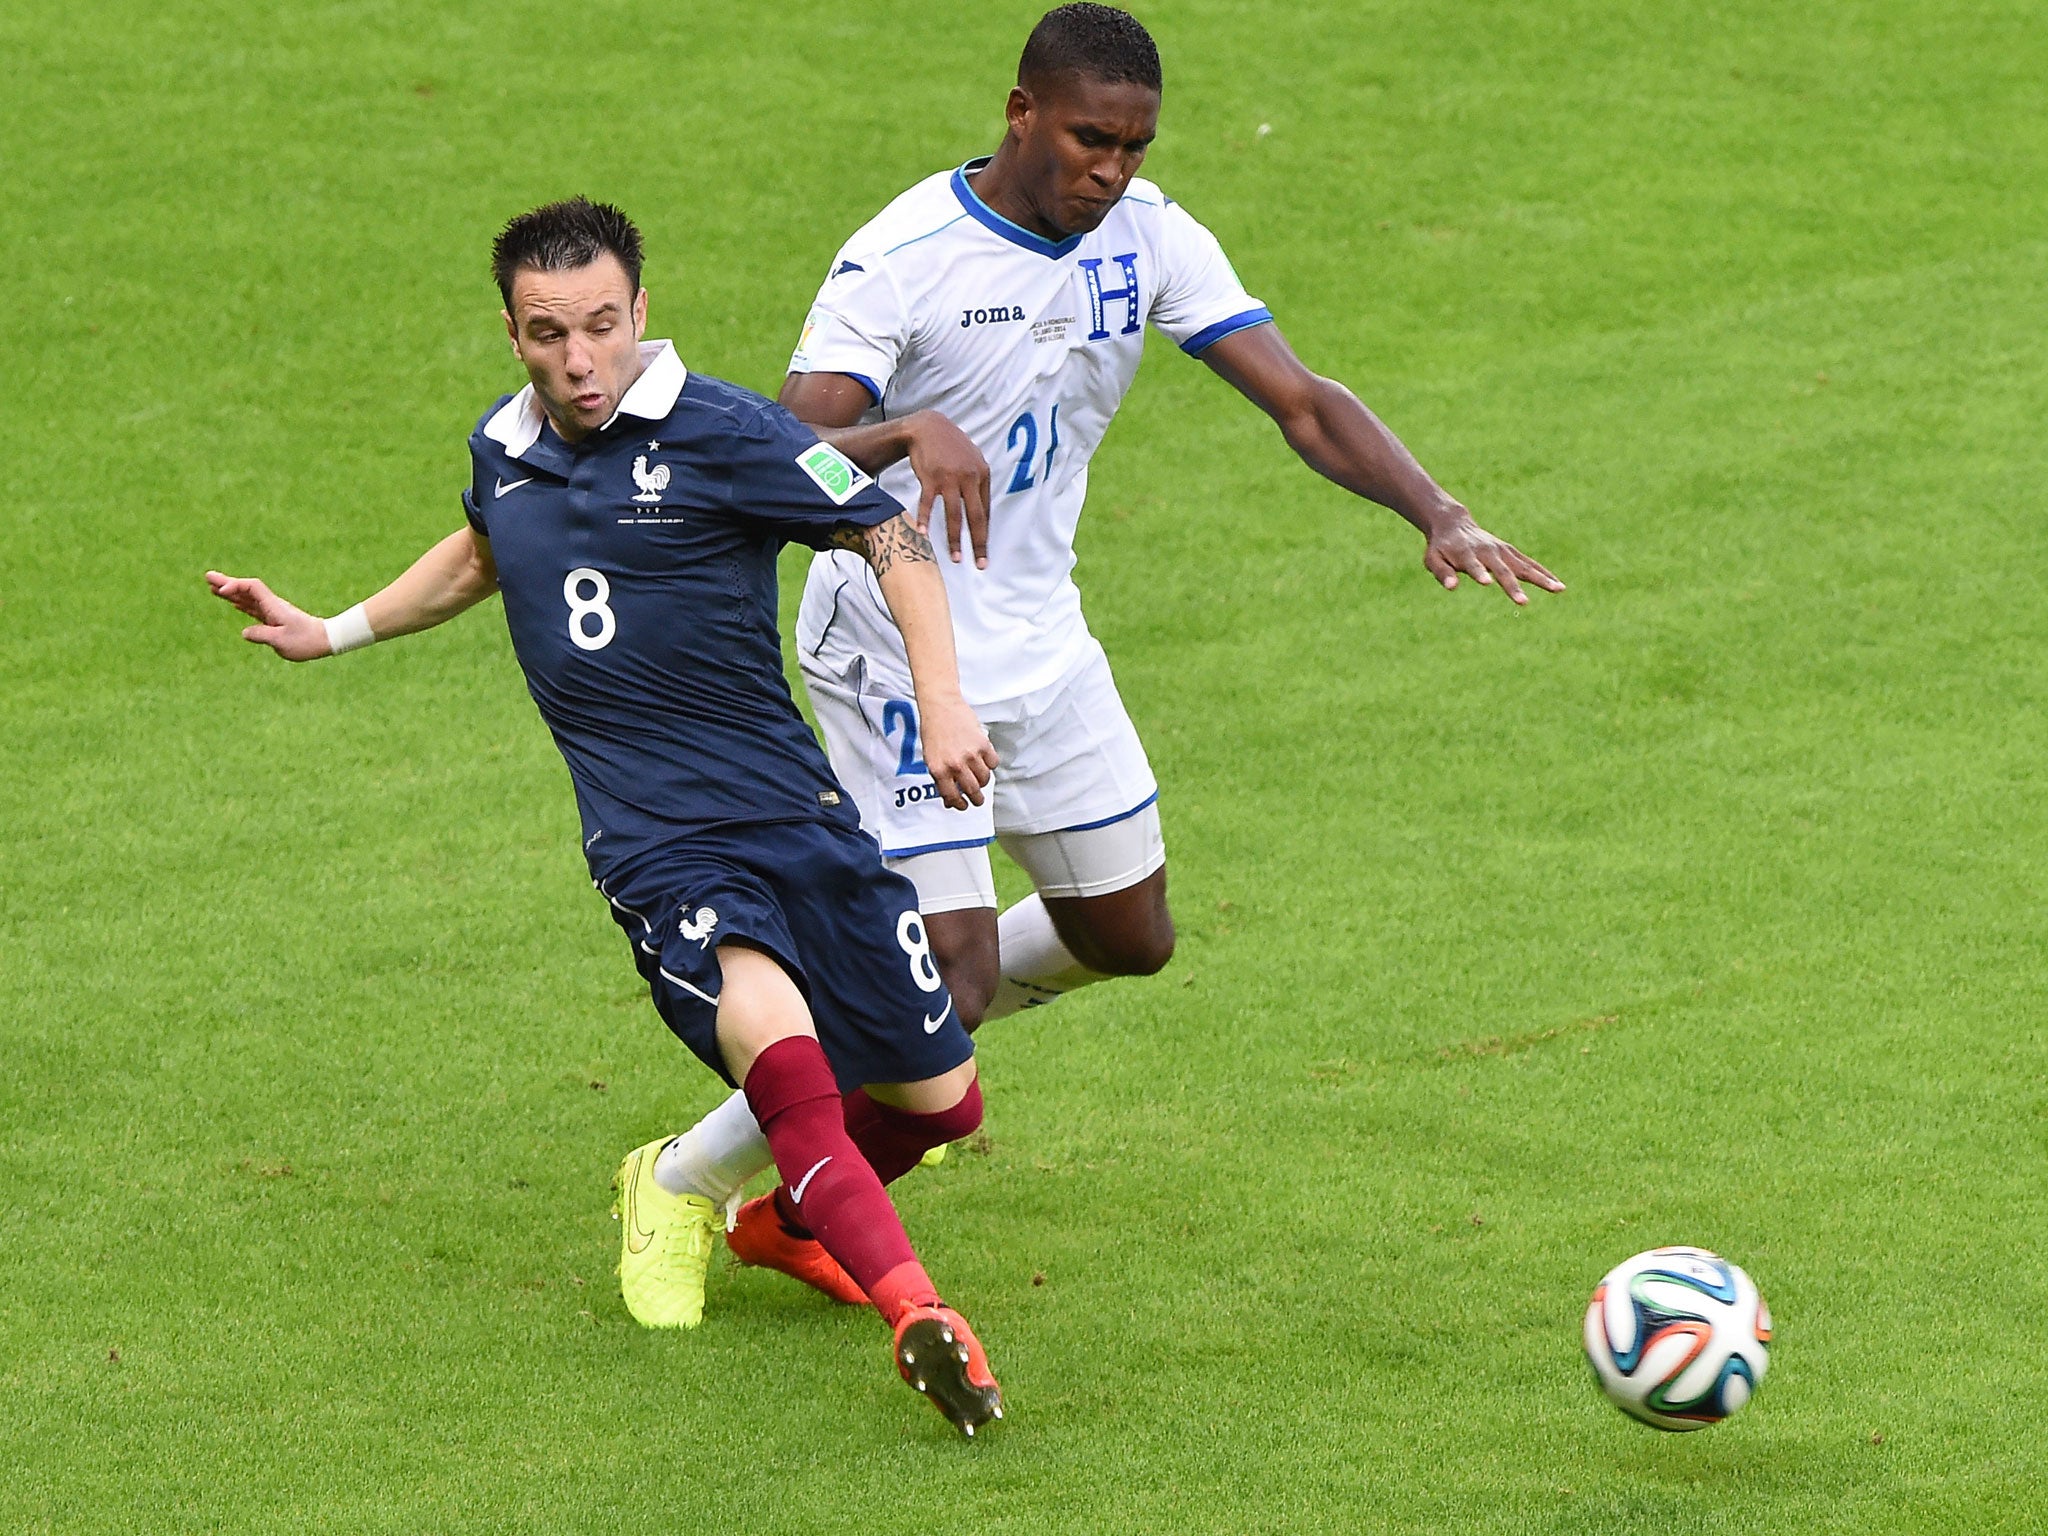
[654,3,1566,1316]
[206,199,1006,1436]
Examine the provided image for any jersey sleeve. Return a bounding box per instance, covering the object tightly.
[786,249,909,407]
[720,398,906,549]
[462,439,490,535]
[1147,200,1273,356]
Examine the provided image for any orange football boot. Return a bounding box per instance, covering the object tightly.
[893,1304,1003,1437]
[725,1193,868,1306]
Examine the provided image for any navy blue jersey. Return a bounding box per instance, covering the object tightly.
[462,341,903,880]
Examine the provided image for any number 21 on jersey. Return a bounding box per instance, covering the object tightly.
[1004,402,1060,494]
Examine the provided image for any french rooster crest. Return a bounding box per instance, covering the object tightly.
[631,455,671,503]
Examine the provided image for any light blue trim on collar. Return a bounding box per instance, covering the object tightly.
[950,159,1086,259]
[882,213,968,257]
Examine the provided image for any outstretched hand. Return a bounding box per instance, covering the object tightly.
[1421,514,1564,606]
[205,571,331,660]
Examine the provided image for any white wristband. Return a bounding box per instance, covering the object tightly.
[324,603,377,656]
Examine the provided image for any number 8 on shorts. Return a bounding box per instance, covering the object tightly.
[897,909,943,992]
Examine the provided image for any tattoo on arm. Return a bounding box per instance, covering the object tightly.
[830,514,936,578]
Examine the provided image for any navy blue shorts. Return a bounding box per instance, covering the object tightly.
[596,818,974,1093]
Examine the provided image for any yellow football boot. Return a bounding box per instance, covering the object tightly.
[612,1137,716,1329]
[919,1142,949,1169]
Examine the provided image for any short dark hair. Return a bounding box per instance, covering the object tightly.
[1018,4,1161,94]
[490,197,644,308]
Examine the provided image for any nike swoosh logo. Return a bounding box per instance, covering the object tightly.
[495,476,535,498]
[624,1152,658,1254]
[923,999,954,1035]
[791,1156,832,1204]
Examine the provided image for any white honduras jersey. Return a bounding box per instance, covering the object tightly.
[791,157,1270,705]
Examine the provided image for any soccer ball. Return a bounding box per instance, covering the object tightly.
[1582,1246,1771,1430]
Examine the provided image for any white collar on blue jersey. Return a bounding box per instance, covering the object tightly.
[481,339,689,460]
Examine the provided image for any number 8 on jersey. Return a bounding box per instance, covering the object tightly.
[565,567,617,651]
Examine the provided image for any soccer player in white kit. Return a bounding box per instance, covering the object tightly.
[635,4,1562,1319]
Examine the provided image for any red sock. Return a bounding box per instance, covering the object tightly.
[870,1260,940,1326]
[743,1037,932,1317]
[842,1082,984,1185]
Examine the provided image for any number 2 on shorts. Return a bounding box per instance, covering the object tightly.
[880,699,928,776]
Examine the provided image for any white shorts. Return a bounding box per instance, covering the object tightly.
[800,638,1165,912]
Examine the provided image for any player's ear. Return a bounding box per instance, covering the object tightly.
[502,308,522,360]
[632,288,648,340]
[1005,86,1032,138]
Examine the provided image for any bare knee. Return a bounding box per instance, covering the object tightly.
[712,942,817,1083]
[951,972,996,1031]
[1091,918,1176,977]
[867,1056,979,1117]
[1046,886,1176,978]
[939,942,999,1031]
[926,906,1000,1032]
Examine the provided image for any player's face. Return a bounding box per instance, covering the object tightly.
[502,256,649,441]
[1010,75,1160,236]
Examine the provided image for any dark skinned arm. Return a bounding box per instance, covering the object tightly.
[1201,323,1563,604]
[779,372,995,568]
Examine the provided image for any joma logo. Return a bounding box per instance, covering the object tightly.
[960,305,1026,328]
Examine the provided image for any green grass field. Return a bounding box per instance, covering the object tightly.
[6,0,2046,1529]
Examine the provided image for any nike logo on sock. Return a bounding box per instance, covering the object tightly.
[791,1156,832,1203]
[923,999,954,1035]
[495,476,535,498]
